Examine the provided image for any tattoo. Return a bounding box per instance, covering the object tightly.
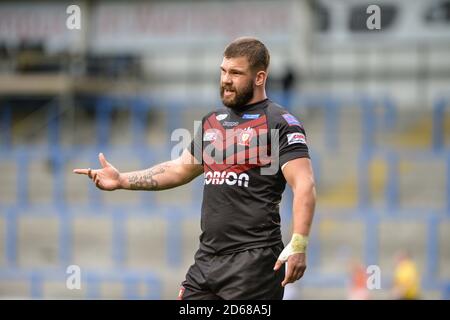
[128,164,170,190]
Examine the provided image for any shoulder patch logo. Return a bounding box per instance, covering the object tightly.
[282,114,302,127]
[203,131,217,142]
[287,132,306,145]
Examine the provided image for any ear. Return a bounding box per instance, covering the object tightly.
[255,70,267,87]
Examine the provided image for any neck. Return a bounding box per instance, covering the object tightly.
[231,96,269,113]
[246,89,267,106]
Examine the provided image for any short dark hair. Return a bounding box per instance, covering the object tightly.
[223,37,270,72]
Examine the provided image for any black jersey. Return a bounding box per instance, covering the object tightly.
[188,98,310,254]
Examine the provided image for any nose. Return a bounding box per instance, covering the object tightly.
[222,72,232,85]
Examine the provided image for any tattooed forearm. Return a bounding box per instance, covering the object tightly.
[128,164,170,190]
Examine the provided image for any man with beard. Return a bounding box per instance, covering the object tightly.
[73,37,316,300]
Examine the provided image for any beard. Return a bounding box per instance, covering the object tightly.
[220,79,254,109]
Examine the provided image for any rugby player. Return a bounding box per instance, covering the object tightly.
[74,37,316,300]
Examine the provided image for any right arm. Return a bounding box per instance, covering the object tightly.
[73,150,203,191]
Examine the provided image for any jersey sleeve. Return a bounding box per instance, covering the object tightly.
[276,113,310,168]
[187,118,203,164]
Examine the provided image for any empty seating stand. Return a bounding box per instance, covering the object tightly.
[0,93,449,299]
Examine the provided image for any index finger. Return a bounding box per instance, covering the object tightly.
[73,168,90,175]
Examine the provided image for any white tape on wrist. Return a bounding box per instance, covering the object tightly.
[277,233,309,262]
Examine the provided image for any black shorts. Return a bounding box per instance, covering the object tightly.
[179,243,285,300]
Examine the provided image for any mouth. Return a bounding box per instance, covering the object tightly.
[223,88,235,98]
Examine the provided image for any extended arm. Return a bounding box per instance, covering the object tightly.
[73,149,203,191]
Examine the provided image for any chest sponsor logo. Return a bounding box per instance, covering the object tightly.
[222,121,239,127]
[242,113,260,119]
[216,114,228,121]
[204,171,249,187]
[287,132,306,145]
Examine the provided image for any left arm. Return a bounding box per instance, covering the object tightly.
[284,157,316,236]
[274,157,316,286]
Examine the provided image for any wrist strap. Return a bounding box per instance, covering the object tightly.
[277,233,309,262]
[291,233,309,253]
